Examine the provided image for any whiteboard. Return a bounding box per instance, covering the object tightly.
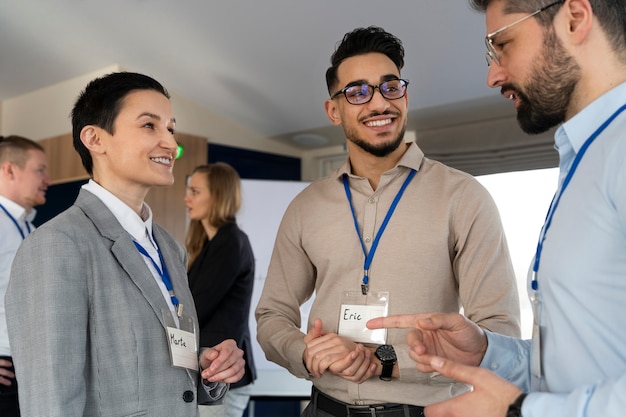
[238,179,313,396]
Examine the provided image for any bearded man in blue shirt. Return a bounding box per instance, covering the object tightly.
[368,1,626,416]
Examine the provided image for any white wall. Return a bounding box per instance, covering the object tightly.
[0,65,305,161]
[1,65,121,140]
[170,91,302,157]
[300,144,347,182]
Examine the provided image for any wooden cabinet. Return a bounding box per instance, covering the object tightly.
[38,132,208,245]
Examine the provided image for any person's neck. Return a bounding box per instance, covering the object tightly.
[201,219,218,239]
[567,71,626,121]
[0,190,31,212]
[347,142,409,191]
[566,40,626,120]
[91,177,148,218]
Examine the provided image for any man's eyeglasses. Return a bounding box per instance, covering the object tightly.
[330,79,409,105]
[485,0,564,66]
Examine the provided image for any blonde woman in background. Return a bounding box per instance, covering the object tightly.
[185,163,257,417]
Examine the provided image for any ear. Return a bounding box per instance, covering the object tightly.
[80,125,105,155]
[324,99,343,126]
[559,0,593,45]
[0,161,15,179]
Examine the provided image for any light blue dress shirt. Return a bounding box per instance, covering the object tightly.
[481,82,626,417]
[0,195,36,356]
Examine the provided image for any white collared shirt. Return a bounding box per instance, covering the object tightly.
[81,180,178,320]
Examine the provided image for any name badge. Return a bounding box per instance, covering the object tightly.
[163,309,198,371]
[167,326,198,370]
[337,291,389,344]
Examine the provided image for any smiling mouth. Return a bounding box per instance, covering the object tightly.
[365,118,393,127]
[150,157,172,165]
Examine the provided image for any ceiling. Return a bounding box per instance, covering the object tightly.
[0,0,560,176]
[0,0,520,149]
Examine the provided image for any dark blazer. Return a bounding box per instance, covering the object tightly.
[188,221,257,388]
[6,189,224,417]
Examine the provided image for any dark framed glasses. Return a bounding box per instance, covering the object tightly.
[330,79,409,105]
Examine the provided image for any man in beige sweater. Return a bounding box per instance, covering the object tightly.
[256,26,521,417]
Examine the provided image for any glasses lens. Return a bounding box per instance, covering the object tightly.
[380,80,407,100]
[485,38,498,66]
[344,84,373,105]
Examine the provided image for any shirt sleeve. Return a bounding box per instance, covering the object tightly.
[480,331,531,391]
[522,375,626,417]
[197,379,229,405]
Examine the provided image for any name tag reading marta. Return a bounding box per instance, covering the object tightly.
[167,327,198,370]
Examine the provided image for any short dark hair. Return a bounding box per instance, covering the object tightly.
[71,72,170,176]
[325,26,405,94]
[469,0,626,57]
[0,135,45,168]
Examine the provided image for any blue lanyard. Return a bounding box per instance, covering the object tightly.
[133,240,180,309]
[532,103,626,290]
[343,169,416,295]
[0,203,31,240]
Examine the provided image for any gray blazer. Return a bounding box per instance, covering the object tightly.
[6,189,223,417]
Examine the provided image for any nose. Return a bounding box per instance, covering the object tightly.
[367,87,391,111]
[486,61,506,89]
[42,170,51,186]
[161,132,178,157]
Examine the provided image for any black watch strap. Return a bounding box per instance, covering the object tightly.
[506,393,527,417]
[380,360,394,381]
[374,344,396,381]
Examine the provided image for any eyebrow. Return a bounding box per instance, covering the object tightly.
[343,74,400,88]
[137,112,176,125]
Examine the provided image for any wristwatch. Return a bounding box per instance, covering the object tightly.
[506,393,527,417]
[374,344,396,381]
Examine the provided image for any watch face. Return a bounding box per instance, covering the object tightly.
[376,345,396,361]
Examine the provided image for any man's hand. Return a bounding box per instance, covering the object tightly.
[304,318,375,383]
[327,343,376,383]
[366,313,487,372]
[424,356,522,417]
[0,358,15,387]
[199,339,245,384]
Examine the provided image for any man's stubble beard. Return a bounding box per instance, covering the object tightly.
[345,123,407,158]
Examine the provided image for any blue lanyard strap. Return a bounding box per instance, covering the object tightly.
[532,103,626,290]
[0,203,30,240]
[343,169,416,294]
[133,240,180,308]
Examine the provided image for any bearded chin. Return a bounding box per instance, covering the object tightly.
[349,125,406,157]
[516,96,565,135]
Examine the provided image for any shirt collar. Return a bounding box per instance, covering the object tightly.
[335,141,423,180]
[0,194,36,223]
[81,179,154,244]
[558,81,626,156]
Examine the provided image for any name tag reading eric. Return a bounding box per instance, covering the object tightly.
[167,326,198,370]
[338,303,387,344]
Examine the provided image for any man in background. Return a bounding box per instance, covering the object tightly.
[0,135,49,417]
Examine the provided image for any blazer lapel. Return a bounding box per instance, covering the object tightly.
[75,189,171,329]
